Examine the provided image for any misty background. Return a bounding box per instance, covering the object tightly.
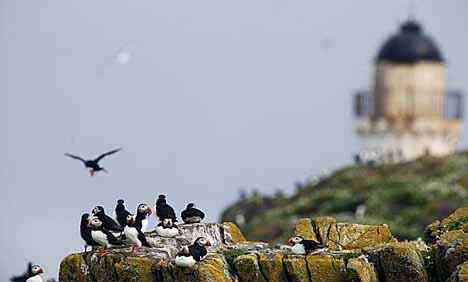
[2,0,468,280]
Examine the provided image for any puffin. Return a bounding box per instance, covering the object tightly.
[155,218,179,237]
[80,213,99,251]
[287,236,325,255]
[181,203,205,224]
[115,199,132,227]
[155,195,177,222]
[175,237,211,267]
[92,206,124,233]
[134,203,152,232]
[25,265,44,282]
[64,148,121,176]
[88,217,123,256]
[124,214,151,253]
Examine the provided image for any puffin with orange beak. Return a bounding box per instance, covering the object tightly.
[175,237,212,267]
[288,236,325,255]
[26,265,44,282]
[124,214,151,253]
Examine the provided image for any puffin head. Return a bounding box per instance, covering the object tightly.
[194,237,212,247]
[117,199,125,205]
[162,218,174,228]
[31,265,44,275]
[138,203,152,216]
[88,217,103,229]
[92,206,104,216]
[288,236,304,246]
[186,203,195,209]
[156,195,167,205]
[126,214,135,225]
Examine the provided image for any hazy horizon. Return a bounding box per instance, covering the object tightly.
[3,1,468,280]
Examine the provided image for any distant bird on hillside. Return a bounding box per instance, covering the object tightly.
[64,148,122,176]
[181,203,205,224]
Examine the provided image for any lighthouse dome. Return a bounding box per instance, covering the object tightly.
[376,20,443,63]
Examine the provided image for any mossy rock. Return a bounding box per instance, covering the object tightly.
[336,223,392,250]
[369,242,428,282]
[196,254,234,282]
[114,256,156,282]
[233,253,266,282]
[294,218,319,241]
[447,261,468,282]
[59,253,92,282]
[314,217,340,249]
[346,257,378,282]
[306,254,346,282]
[257,251,287,282]
[283,255,310,282]
[434,230,468,281]
[223,222,247,244]
[425,207,468,243]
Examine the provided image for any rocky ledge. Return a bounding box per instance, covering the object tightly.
[59,208,467,282]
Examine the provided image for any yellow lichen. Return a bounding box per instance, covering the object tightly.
[347,257,378,282]
[196,254,233,282]
[234,253,266,282]
[306,254,346,282]
[222,222,247,244]
[294,218,318,241]
[283,255,309,282]
[257,251,287,282]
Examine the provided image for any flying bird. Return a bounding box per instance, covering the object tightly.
[64,148,122,176]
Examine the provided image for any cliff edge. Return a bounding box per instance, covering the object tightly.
[59,207,467,282]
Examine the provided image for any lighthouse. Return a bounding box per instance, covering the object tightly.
[354,20,463,164]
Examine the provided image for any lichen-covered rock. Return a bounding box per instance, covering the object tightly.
[233,253,266,282]
[425,207,468,243]
[447,261,468,282]
[434,230,468,281]
[283,255,309,282]
[59,253,91,282]
[196,254,235,282]
[346,256,378,282]
[307,217,393,250]
[223,222,247,244]
[294,218,319,241]
[257,251,287,282]
[369,242,428,282]
[306,254,346,282]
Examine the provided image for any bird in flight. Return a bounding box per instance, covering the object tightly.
[65,148,122,176]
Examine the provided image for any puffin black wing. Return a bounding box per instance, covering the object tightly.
[65,153,86,163]
[80,214,98,246]
[181,207,205,221]
[94,148,122,163]
[189,245,208,262]
[115,201,131,227]
[302,239,325,253]
[137,229,151,247]
[100,214,124,232]
[102,229,123,245]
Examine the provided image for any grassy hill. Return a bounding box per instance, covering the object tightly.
[220,152,468,242]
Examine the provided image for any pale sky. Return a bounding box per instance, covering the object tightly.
[2,1,468,280]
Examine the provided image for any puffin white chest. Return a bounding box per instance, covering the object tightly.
[124,226,141,247]
[291,243,306,255]
[91,230,110,247]
[155,226,179,237]
[26,275,43,282]
[175,255,197,268]
[141,218,149,232]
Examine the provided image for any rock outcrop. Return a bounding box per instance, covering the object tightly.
[60,208,468,282]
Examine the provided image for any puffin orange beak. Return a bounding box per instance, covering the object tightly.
[38,268,44,274]
[206,241,212,247]
[288,239,294,246]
